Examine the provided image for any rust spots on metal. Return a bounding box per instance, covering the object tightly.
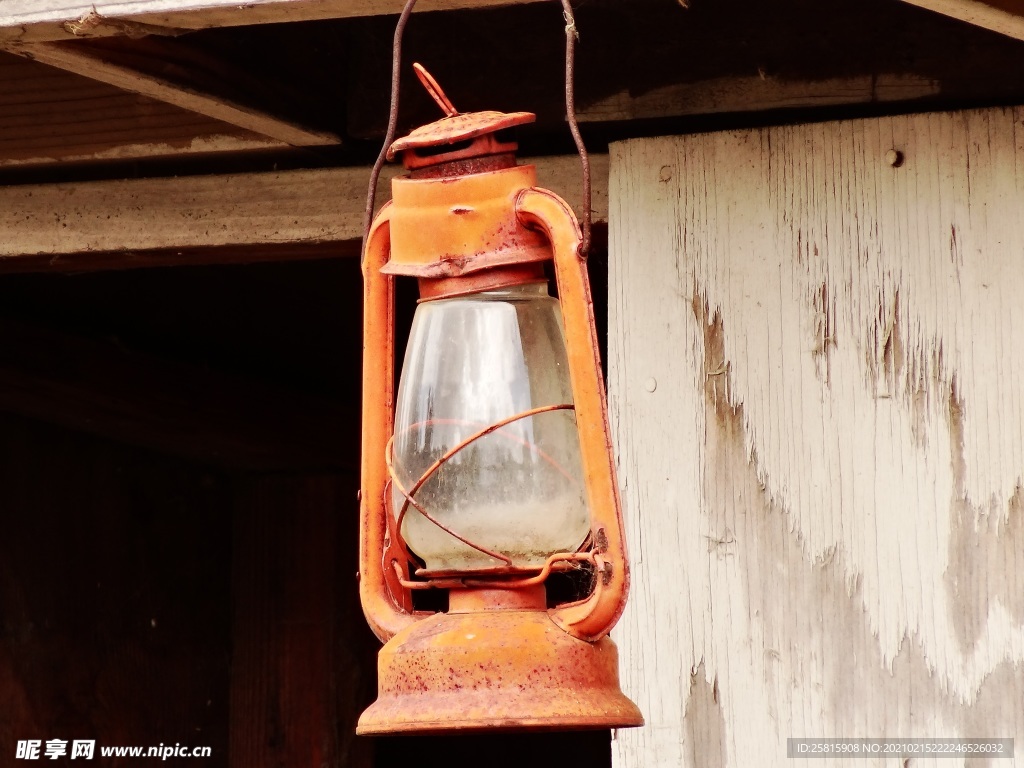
[389,111,534,164]
[358,62,640,731]
[357,609,642,734]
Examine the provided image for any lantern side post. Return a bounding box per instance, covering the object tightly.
[359,202,416,643]
[515,186,631,643]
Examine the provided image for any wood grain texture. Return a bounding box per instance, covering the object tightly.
[0,154,608,271]
[608,107,1024,767]
[4,41,339,146]
[900,0,1024,41]
[0,0,547,43]
[0,51,283,165]
[0,414,231,760]
[345,0,1024,142]
[579,74,941,124]
[230,474,375,768]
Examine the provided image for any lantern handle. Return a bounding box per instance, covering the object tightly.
[360,202,418,643]
[515,187,630,642]
[362,0,592,259]
[413,62,459,117]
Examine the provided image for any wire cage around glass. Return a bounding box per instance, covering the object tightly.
[390,280,592,577]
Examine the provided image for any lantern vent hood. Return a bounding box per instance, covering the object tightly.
[387,63,535,172]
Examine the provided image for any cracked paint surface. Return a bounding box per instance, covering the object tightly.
[609,109,1024,767]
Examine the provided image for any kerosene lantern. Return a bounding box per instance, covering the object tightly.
[357,63,643,735]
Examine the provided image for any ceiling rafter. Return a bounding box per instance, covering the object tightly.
[2,38,339,146]
[899,0,1024,41]
[0,155,608,272]
[0,0,548,44]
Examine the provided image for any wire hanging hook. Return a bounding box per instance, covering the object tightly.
[559,0,592,259]
[361,0,420,262]
[360,0,592,260]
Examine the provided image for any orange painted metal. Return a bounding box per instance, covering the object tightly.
[360,202,417,643]
[388,111,534,164]
[358,80,641,731]
[381,164,551,279]
[417,264,545,301]
[515,188,632,641]
[387,65,532,172]
[356,599,643,735]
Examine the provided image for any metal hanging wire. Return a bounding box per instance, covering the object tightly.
[361,0,596,585]
[361,0,420,260]
[558,0,592,258]
[360,0,592,259]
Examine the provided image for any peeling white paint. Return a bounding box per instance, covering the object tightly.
[609,107,1024,768]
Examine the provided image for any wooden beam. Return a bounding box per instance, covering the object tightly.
[3,41,338,146]
[0,154,609,272]
[0,134,285,167]
[0,319,355,470]
[346,0,1024,140]
[577,74,943,124]
[899,0,1024,41]
[0,49,287,166]
[0,0,547,44]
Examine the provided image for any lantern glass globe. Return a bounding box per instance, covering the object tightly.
[391,281,590,572]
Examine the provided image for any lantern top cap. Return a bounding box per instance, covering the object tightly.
[386,63,535,161]
[387,111,536,160]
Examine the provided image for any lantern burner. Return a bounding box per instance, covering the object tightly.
[388,63,535,175]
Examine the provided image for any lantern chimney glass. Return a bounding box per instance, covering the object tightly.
[391,281,590,572]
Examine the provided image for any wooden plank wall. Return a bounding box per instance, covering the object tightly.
[0,262,378,765]
[230,473,376,768]
[607,107,1024,767]
[0,416,376,766]
[0,414,232,759]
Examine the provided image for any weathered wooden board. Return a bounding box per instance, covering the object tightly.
[346,0,1024,142]
[3,41,338,146]
[0,50,283,166]
[608,107,1024,766]
[0,154,608,272]
[900,0,1024,41]
[0,414,232,760]
[0,0,546,43]
[230,474,375,768]
[578,74,941,124]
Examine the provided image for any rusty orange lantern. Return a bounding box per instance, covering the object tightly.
[357,62,643,735]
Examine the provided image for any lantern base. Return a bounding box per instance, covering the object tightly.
[357,607,643,735]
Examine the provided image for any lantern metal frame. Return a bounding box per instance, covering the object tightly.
[359,172,630,644]
[355,1,642,732]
